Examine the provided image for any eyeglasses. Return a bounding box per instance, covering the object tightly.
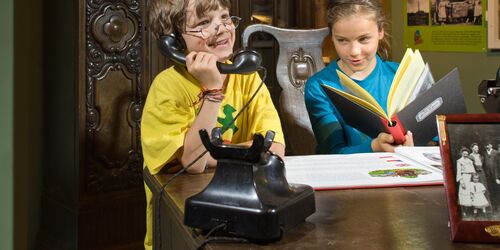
[184,16,242,39]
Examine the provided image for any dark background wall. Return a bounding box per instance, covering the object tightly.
[0,0,14,248]
[15,0,43,248]
[2,0,43,249]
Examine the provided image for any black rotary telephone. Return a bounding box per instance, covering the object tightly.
[158,33,262,74]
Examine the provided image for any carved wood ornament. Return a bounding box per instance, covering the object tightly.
[86,0,144,193]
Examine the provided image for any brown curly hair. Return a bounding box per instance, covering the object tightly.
[148,0,231,38]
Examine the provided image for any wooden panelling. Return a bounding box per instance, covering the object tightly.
[39,0,156,248]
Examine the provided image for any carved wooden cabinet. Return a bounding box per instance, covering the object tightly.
[38,0,164,248]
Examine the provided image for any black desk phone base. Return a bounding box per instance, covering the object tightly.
[183,128,316,242]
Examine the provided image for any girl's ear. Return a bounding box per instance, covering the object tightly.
[378,27,384,40]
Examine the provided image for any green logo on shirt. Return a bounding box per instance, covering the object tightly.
[218,104,238,133]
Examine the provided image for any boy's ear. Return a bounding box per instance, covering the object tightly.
[173,30,187,51]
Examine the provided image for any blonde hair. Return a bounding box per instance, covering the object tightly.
[149,0,231,38]
[327,0,390,60]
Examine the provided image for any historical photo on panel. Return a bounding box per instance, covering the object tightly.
[408,0,430,26]
[431,0,482,26]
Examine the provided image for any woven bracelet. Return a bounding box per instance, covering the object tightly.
[203,92,225,103]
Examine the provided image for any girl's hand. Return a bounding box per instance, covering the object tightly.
[371,132,396,152]
[371,131,414,152]
[185,51,224,90]
[403,131,414,146]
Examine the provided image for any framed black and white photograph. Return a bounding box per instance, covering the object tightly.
[437,113,500,243]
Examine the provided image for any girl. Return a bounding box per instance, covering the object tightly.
[456,147,475,216]
[470,173,490,215]
[457,147,476,185]
[304,0,413,154]
[438,0,449,24]
[143,0,285,248]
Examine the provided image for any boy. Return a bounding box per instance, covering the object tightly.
[142,0,285,248]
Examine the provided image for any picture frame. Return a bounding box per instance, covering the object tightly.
[488,0,500,49]
[437,113,500,243]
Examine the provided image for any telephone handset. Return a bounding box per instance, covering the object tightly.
[158,33,262,74]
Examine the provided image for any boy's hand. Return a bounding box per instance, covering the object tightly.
[186,51,224,90]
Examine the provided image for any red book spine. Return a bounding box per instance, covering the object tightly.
[380,115,407,144]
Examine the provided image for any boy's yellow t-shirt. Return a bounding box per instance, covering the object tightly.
[141,65,285,249]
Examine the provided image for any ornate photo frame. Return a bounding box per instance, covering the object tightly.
[437,113,500,242]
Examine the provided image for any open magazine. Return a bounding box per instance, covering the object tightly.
[284,147,443,190]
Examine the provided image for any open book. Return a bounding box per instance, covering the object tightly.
[284,147,443,191]
[321,49,466,145]
[394,146,442,171]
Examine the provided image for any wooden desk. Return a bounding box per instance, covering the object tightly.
[144,168,499,249]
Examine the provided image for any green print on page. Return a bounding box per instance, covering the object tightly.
[218,104,239,133]
[369,168,432,179]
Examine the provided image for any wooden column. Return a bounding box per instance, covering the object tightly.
[38,0,157,248]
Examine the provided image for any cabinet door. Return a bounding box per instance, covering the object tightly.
[40,0,149,248]
[83,0,148,247]
[85,1,146,194]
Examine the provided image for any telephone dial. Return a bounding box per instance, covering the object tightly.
[158,33,262,74]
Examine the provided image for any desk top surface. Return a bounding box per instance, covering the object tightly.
[147,169,500,249]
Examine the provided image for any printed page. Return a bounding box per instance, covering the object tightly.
[394,146,442,172]
[406,63,435,104]
[387,48,413,108]
[284,152,443,190]
[387,49,426,117]
[321,84,389,120]
[336,69,386,116]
